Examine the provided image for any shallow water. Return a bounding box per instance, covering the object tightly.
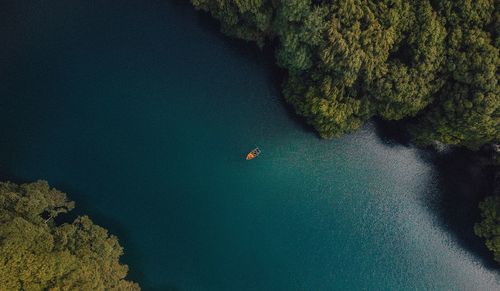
[0,0,499,290]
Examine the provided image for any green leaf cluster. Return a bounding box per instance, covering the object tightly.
[0,181,139,291]
[410,1,499,149]
[475,195,500,262]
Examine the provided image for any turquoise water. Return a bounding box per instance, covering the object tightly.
[1,1,499,290]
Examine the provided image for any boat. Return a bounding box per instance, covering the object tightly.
[246,147,261,160]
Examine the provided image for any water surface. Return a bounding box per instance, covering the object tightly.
[0,0,499,290]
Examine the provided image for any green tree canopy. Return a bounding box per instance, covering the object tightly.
[411,19,499,149]
[475,195,500,262]
[0,181,139,291]
[192,0,499,148]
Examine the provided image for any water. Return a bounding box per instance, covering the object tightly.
[1,0,499,290]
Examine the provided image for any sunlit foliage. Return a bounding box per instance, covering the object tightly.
[0,181,139,291]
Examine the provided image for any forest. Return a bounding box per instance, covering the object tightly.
[191,0,499,261]
[0,181,139,291]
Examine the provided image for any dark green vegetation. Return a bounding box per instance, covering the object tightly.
[0,181,139,291]
[191,0,499,149]
[475,195,500,263]
[475,151,500,263]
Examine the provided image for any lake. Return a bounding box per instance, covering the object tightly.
[0,0,499,290]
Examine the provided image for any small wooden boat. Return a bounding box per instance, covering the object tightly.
[246,147,261,160]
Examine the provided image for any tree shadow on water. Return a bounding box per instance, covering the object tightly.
[422,149,499,270]
[372,117,412,147]
[372,120,499,270]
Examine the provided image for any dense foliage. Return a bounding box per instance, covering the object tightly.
[0,181,139,291]
[192,0,499,148]
[475,194,500,262]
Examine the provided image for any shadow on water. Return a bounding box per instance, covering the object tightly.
[423,149,499,270]
[372,117,412,147]
[373,119,499,270]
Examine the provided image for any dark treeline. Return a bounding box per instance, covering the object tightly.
[0,181,140,290]
[191,0,499,261]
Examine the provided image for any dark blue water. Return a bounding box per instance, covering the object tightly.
[1,1,499,290]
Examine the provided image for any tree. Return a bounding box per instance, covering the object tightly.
[475,195,500,262]
[0,180,139,291]
[191,0,274,46]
